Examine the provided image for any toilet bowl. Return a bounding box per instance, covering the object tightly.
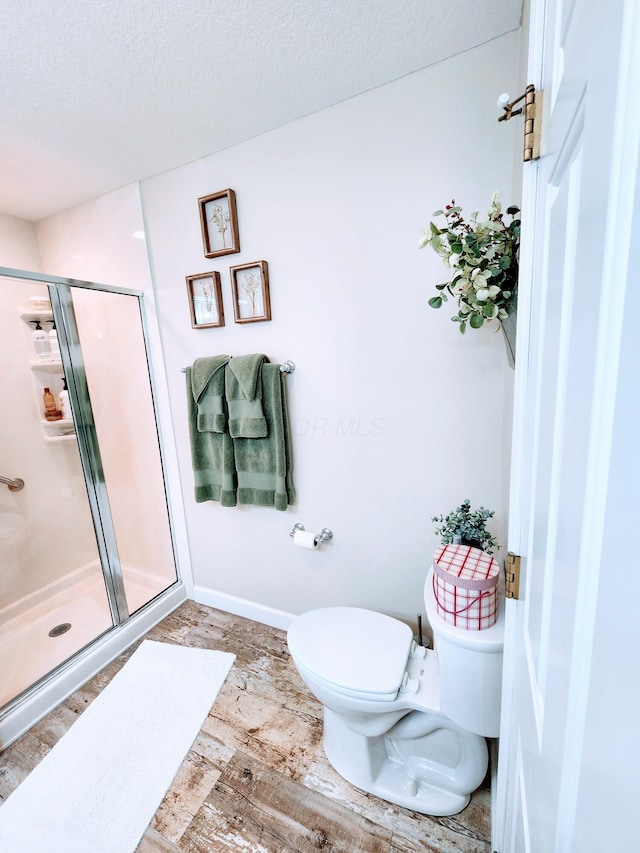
[286,566,505,816]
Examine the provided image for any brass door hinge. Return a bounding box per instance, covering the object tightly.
[505,553,521,600]
[498,84,543,162]
[523,86,542,161]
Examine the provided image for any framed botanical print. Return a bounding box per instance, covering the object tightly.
[198,189,240,258]
[229,261,272,324]
[186,271,225,328]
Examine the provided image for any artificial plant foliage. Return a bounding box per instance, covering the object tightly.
[432,499,499,554]
[419,193,520,335]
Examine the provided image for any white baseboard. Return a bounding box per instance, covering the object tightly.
[192,586,296,631]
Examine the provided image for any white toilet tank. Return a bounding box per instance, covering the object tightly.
[424,567,504,738]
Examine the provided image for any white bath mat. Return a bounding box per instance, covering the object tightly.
[0,639,235,853]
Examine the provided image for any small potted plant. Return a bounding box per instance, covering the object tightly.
[432,500,499,554]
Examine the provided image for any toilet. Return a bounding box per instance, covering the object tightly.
[286,565,504,816]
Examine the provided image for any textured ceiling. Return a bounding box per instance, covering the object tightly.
[0,1,521,222]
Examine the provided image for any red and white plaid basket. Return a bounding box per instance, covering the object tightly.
[432,544,500,630]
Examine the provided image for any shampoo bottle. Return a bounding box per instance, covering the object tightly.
[59,376,71,420]
[31,320,51,361]
[43,387,63,421]
[48,321,60,358]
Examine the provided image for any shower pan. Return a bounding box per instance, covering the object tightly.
[0,268,185,748]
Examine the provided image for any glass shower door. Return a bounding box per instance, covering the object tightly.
[0,278,113,708]
[1,271,179,714]
[68,286,177,616]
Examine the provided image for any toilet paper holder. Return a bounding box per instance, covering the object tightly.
[290,523,333,546]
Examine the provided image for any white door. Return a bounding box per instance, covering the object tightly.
[496,1,640,851]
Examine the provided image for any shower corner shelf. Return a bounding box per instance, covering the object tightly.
[18,307,53,321]
[41,418,74,428]
[43,433,77,444]
[29,358,64,370]
[18,307,75,444]
[41,419,76,443]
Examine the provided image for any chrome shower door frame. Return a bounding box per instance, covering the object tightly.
[0,265,185,747]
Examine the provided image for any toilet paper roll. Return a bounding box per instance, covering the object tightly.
[293,529,318,550]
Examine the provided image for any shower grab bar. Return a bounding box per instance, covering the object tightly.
[181,360,295,374]
[0,474,25,492]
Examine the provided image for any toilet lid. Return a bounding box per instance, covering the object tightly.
[287,607,413,699]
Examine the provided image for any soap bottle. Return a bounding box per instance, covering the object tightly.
[31,320,51,361]
[48,320,60,358]
[43,387,63,421]
[59,376,71,420]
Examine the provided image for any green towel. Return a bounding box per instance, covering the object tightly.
[225,354,268,438]
[191,355,230,433]
[234,363,295,510]
[186,366,237,505]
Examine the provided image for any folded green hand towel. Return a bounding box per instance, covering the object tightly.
[186,366,237,505]
[225,354,269,438]
[191,355,230,432]
[233,363,295,510]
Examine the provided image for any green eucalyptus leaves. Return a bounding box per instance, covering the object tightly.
[432,499,499,555]
[419,193,520,335]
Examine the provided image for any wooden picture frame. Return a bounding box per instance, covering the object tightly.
[198,189,240,258]
[186,271,225,328]
[230,261,272,324]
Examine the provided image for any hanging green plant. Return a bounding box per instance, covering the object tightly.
[418,193,520,336]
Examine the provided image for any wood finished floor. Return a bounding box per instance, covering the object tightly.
[0,601,491,852]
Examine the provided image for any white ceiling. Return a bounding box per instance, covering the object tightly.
[1,1,521,222]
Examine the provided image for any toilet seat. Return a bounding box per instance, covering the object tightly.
[287,606,414,701]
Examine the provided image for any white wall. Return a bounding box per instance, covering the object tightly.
[0,215,41,271]
[140,32,520,623]
[0,218,97,607]
[35,184,193,597]
[0,216,42,581]
[36,184,151,290]
[1,189,192,609]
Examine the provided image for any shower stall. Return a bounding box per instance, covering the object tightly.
[0,268,185,748]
